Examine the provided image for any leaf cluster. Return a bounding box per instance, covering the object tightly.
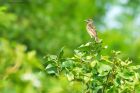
[44,40,140,93]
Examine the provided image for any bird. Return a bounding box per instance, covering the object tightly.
[85,19,98,42]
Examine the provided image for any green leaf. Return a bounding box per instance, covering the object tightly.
[106,86,117,93]
[47,55,57,61]
[90,60,97,68]
[93,86,103,93]
[114,76,121,86]
[118,69,134,80]
[74,50,85,58]
[130,65,140,70]
[83,73,92,83]
[97,63,112,76]
[46,64,54,69]
[61,60,74,68]
[67,72,74,81]
[101,55,112,64]
[45,64,57,74]
[58,47,64,60]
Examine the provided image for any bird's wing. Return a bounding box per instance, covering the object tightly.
[88,24,97,37]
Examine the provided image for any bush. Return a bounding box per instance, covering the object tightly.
[44,39,140,93]
[0,38,140,93]
[0,38,83,93]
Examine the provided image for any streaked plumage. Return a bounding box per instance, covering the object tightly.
[85,19,98,41]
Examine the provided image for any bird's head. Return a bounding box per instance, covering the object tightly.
[84,19,93,24]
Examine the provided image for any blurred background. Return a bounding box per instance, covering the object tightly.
[0,0,140,93]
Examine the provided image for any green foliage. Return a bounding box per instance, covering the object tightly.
[0,1,140,61]
[0,1,140,93]
[0,38,83,93]
[0,1,106,55]
[0,38,41,92]
[44,40,140,93]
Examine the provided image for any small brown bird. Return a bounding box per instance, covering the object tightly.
[85,19,98,42]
